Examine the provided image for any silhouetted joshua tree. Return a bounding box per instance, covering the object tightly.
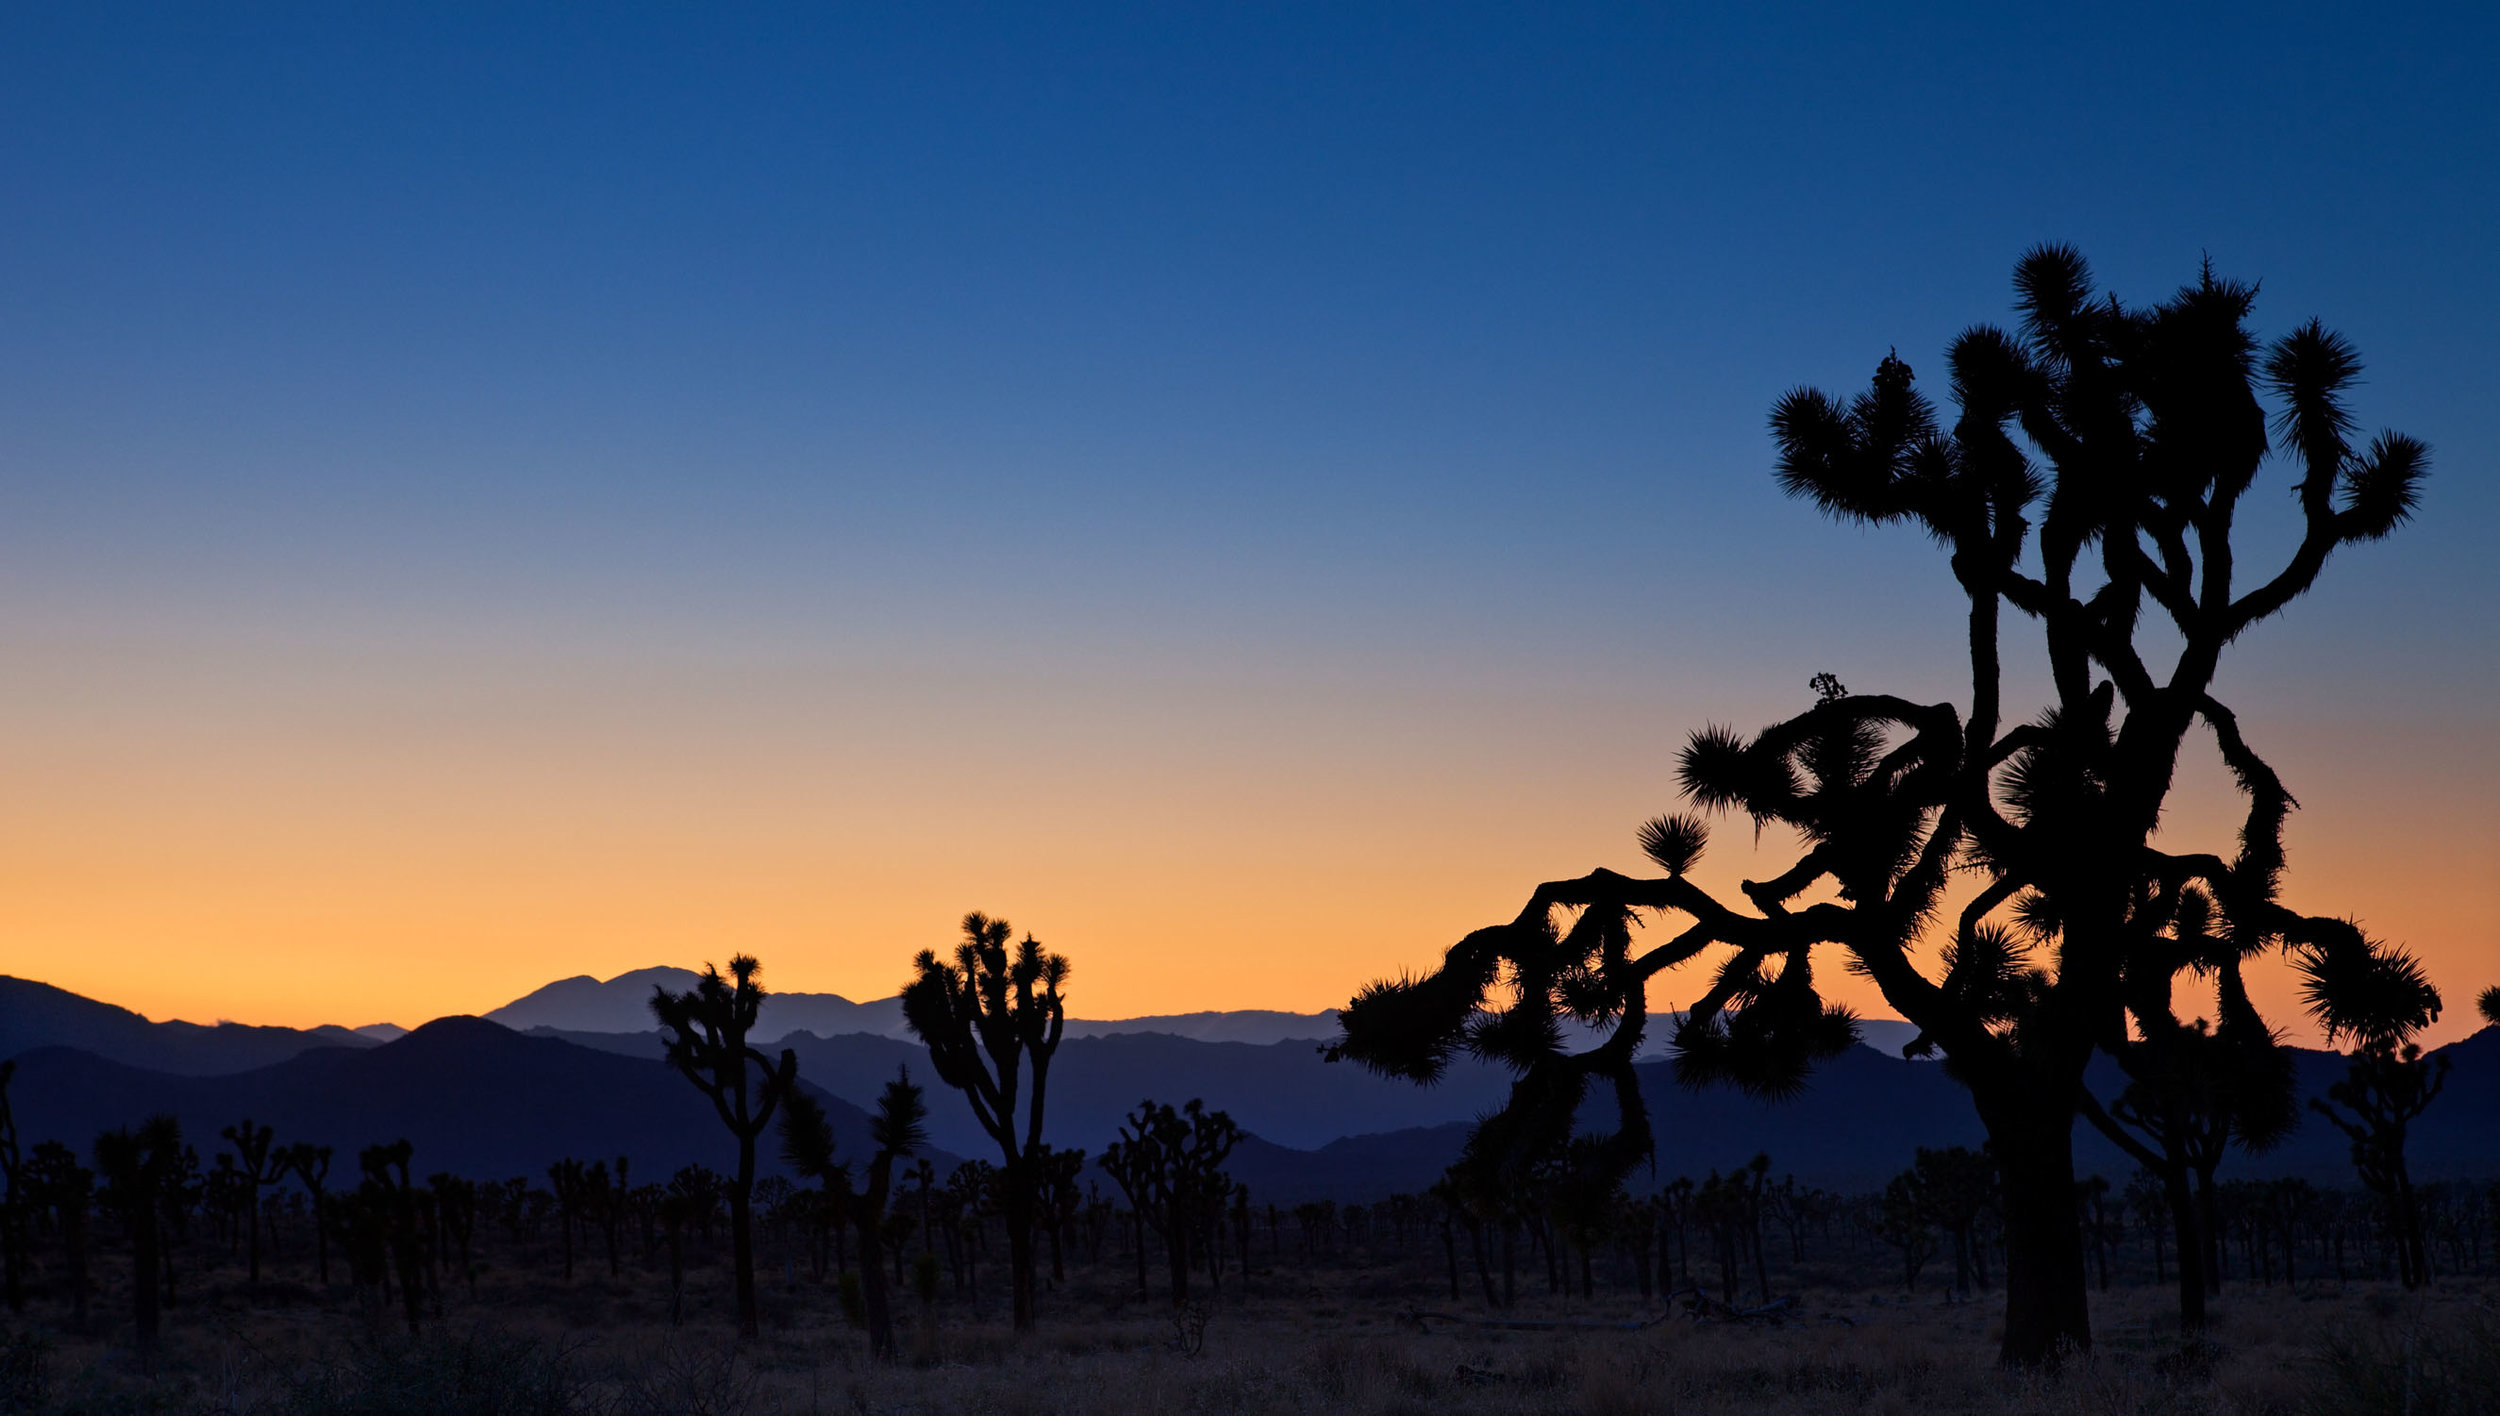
[652,954,800,1338]
[1878,1169,1939,1292]
[94,1114,185,1358]
[0,1062,22,1313]
[279,1142,335,1286]
[2066,884,2298,1331]
[548,1157,587,1281]
[778,1087,847,1280]
[2479,986,2500,1028]
[2302,940,2446,1288]
[27,1142,93,1331]
[218,1118,288,1297]
[901,911,1069,1333]
[429,1172,479,1296]
[1100,1097,1240,1306]
[803,1066,925,1362]
[356,1140,428,1335]
[1327,248,2430,1364]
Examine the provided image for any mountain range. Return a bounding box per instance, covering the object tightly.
[481,967,1348,1046]
[7,973,2496,1203]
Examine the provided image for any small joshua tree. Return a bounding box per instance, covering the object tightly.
[652,954,800,1337]
[548,1157,586,1281]
[2303,941,2446,1288]
[826,1068,927,1362]
[901,911,1068,1333]
[1099,1098,1240,1306]
[0,1062,21,1313]
[93,1114,184,1358]
[27,1141,93,1330]
[778,1087,846,1282]
[357,1140,427,1335]
[279,1143,334,1285]
[1878,1169,1938,1292]
[429,1173,479,1296]
[218,1118,288,1297]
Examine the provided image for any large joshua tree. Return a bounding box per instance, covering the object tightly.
[652,954,801,1338]
[901,911,1068,1333]
[1328,247,2430,1364]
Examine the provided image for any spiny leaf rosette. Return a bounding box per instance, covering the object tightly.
[1327,247,2431,1366]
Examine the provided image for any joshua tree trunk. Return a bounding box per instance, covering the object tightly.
[856,1221,893,1358]
[131,1195,162,1355]
[730,1148,759,1334]
[2161,1167,2207,1331]
[1004,1177,1037,1330]
[1165,1196,1191,1305]
[1984,1096,2090,1363]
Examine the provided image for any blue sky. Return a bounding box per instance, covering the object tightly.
[2,3,2493,1028]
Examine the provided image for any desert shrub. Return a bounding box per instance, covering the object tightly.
[614,1340,760,1416]
[279,1327,593,1416]
[0,1328,48,1414]
[2300,1309,2500,1416]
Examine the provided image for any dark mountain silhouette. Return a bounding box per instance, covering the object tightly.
[488,1019,2500,1197]
[1061,1010,1340,1044]
[6,1016,918,1181]
[0,975,379,1076]
[1218,1031,2500,1204]
[483,968,1348,1046]
[487,967,913,1038]
[775,1031,1523,1157]
[7,976,2493,1206]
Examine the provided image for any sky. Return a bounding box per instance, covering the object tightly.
[2,3,2493,1042]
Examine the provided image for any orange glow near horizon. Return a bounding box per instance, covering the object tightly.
[4,634,2491,1050]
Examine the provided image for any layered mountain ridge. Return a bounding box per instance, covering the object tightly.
[8,974,2496,1204]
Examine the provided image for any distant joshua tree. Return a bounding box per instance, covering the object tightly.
[1327,248,2431,1364]
[93,1114,185,1357]
[1878,1169,1938,1292]
[279,1142,335,1285]
[218,1118,289,1297]
[2302,940,2446,1288]
[1100,1098,1241,1306]
[0,1062,22,1313]
[652,954,801,1338]
[548,1157,587,1281]
[357,1140,428,1335]
[777,1087,847,1281]
[429,1172,480,1296]
[822,1067,928,1362]
[27,1141,93,1330]
[901,911,1069,1333]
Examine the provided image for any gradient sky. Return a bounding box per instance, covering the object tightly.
[3,4,2494,1042]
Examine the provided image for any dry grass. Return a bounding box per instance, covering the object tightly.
[5,1247,2495,1415]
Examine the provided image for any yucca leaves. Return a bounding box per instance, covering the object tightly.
[2338,432,2427,540]
[1635,812,1708,875]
